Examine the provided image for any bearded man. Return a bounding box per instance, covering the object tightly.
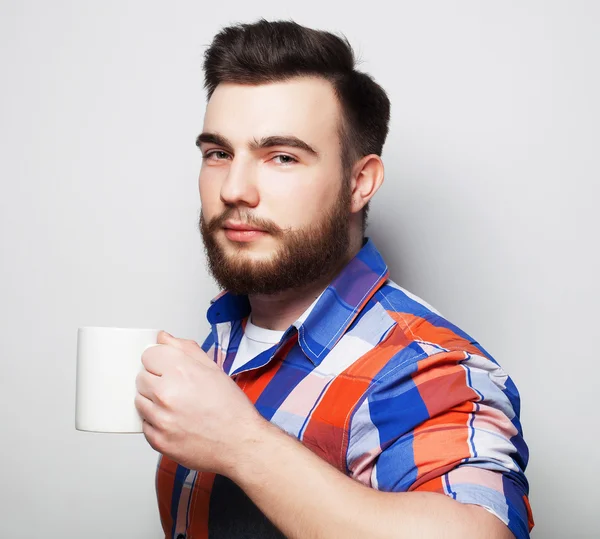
[134,19,534,539]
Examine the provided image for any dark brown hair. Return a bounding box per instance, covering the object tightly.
[203,19,391,229]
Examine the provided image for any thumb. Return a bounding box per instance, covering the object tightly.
[157,330,176,345]
[158,330,205,360]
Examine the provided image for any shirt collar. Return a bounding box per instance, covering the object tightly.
[206,237,389,366]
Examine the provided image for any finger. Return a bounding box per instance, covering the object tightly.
[135,369,158,400]
[134,392,156,422]
[157,330,211,365]
[141,419,162,452]
[141,343,179,376]
[157,330,174,345]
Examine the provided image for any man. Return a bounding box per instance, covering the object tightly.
[134,19,534,539]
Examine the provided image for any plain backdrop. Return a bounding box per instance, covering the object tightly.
[1,1,598,537]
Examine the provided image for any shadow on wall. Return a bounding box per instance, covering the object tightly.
[364,159,519,345]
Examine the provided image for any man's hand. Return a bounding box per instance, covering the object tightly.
[134,330,265,475]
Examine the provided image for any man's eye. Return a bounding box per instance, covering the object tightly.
[273,155,297,165]
[203,151,230,160]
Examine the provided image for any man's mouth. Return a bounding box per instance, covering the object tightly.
[223,221,267,232]
[222,221,268,242]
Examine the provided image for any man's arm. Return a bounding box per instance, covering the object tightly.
[229,418,513,539]
[136,333,528,538]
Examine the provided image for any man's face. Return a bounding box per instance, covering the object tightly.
[198,77,352,295]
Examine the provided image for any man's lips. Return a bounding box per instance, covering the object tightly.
[222,221,267,232]
[222,221,268,242]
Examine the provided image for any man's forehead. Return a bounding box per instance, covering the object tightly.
[202,78,341,144]
[207,77,339,106]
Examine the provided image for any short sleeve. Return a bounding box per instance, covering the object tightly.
[346,349,534,539]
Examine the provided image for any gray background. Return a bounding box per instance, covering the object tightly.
[1,1,597,537]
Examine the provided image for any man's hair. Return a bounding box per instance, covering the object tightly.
[203,19,391,230]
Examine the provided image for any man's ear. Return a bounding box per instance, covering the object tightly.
[349,155,385,215]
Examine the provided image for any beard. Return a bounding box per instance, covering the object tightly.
[199,183,352,295]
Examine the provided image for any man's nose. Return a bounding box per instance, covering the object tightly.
[220,156,259,208]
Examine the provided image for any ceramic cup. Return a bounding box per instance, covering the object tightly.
[75,326,159,433]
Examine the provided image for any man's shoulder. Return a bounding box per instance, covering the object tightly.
[373,279,443,318]
[365,279,493,361]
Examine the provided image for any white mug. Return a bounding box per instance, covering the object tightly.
[75,326,160,433]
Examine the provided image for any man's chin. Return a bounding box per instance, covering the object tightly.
[218,237,278,260]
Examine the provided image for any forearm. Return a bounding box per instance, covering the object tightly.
[229,420,512,539]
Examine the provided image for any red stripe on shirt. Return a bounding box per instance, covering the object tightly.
[186,472,216,539]
[411,352,479,487]
[393,313,486,357]
[156,455,178,534]
[301,324,413,471]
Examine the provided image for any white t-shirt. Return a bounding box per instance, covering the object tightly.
[230,316,286,374]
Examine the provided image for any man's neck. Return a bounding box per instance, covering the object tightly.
[248,238,363,331]
[248,283,325,331]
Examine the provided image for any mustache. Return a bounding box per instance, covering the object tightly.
[200,208,284,237]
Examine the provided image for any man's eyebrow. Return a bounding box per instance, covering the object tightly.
[250,136,319,156]
[196,132,234,153]
[196,132,318,157]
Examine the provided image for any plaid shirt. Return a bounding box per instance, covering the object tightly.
[156,239,534,538]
